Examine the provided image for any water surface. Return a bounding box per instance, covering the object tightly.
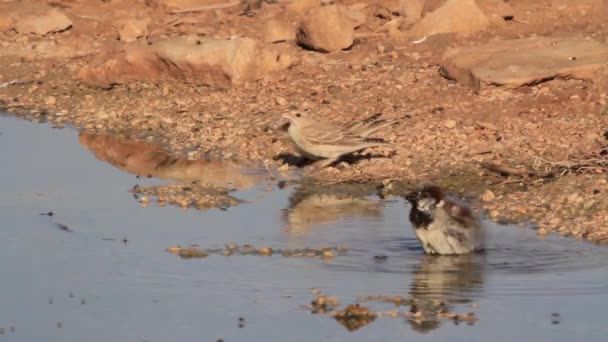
[1,114,607,341]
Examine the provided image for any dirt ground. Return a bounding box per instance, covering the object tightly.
[1,0,608,242]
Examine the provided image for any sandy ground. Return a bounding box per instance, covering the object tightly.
[1,0,608,242]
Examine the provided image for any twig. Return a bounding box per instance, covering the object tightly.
[253,151,275,180]
[169,1,241,13]
[480,161,535,177]
[0,79,32,88]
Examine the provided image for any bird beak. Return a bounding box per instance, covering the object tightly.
[278,113,291,131]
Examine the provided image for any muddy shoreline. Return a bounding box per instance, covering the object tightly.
[2,0,608,242]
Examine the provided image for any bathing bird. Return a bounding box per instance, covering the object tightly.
[404,183,483,255]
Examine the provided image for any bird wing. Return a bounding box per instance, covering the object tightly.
[445,201,477,228]
[343,113,398,138]
[300,123,357,145]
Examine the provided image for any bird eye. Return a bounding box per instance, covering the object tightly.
[295,113,301,118]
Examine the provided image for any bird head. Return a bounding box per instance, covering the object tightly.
[404,183,445,213]
[281,111,308,127]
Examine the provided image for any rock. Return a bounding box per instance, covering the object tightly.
[262,18,295,43]
[399,0,426,24]
[78,36,300,88]
[0,14,14,32]
[481,190,495,202]
[477,0,514,22]
[161,0,229,10]
[551,0,605,11]
[118,19,148,43]
[443,119,456,129]
[0,35,99,60]
[15,11,73,35]
[275,96,288,105]
[409,0,488,38]
[442,36,608,90]
[287,0,322,15]
[297,5,360,53]
[45,96,56,105]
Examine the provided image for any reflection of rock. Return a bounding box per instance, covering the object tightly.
[284,186,384,234]
[78,132,265,190]
[408,255,483,332]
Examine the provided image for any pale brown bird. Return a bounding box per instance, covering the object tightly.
[281,111,396,168]
[404,184,484,255]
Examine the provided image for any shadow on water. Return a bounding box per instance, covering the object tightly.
[2,114,608,341]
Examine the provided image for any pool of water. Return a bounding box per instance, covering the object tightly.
[1,114,607,341]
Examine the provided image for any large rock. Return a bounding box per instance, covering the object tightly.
[441,36,608,91]
[287,0,323,15]
[15,11,72,35]
[477,0,514,22]
[297,5,361,53]
[0,14,14,32]
[262,18,296,43]
[78,36,300,88]
[399,0,426,24]
[0,35,99,59]
[118,19,149,43]
[551,0,605,10]
[409,0,488,37]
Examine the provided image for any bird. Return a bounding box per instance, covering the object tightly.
[404,183,483,255]
[281,111,396,168]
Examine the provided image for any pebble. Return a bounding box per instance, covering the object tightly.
[322,250,335,259]
[443,119,457,129]
[480,190,495,202]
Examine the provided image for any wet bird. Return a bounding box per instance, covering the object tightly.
[281,111,396,168]
[404,184,483,255]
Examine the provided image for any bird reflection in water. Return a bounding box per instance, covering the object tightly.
[282,186,384,235]
[408,254,484,332]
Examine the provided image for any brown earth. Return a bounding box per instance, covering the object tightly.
[1,0,608,242]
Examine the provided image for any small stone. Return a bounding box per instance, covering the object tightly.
[480,189,495,202]
[538,87,551,95]
[258,247,273,256]
[45,96,56,105]
[166,246,182,254]
[118,19,149,43]
[443,119,457,129]
[275,96,288,106]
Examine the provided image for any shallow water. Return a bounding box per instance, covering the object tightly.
[1,114,608,341]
